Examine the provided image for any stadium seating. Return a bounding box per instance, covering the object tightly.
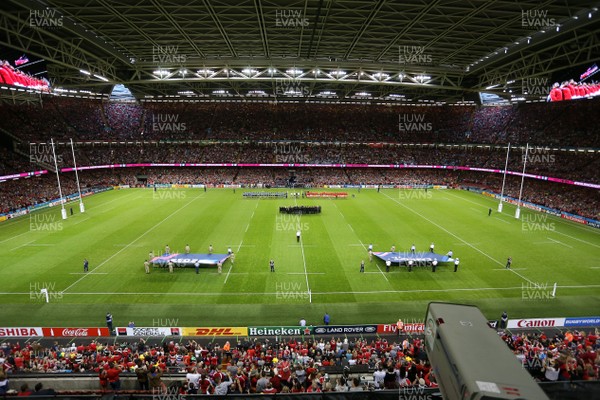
[1,328,597,394]
[0,96,599,145]
[0,98,598,220]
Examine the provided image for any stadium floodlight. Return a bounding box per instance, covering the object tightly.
[93,74,109,82]
[50,138,67,220]
[153,69,169,77]
[515,143,529,219]
[70,138,85,213]
[498,143,510,213]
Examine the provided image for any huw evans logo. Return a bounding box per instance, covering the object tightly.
[152,189,187,201]
[275,214,309,231]
[29,9,63,27]
[152,318,179,327]
[275,282,309,300]
[399,114,432,132]
[521,9,556,27]
[275,78,309,96]
[152,386,183,400]
[29,214,63,232]
[273,143,310,163]
[275,9,309,28]
[398,385,433,400]
[522,147,555,165]
[151,114,186,132]
[29,282,63,301]
[521,214,555,232]
[399,46,432,64]
[29,143,62,165]
[521,77,551,96]
[398,189,432,200]
[152,45,186,64]
[521,282,554,301]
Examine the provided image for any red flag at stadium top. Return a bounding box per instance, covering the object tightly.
[15,55,29,66]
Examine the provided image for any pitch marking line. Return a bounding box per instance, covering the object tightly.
[381,191,535,285]
[223,266,233,283]
[447,190,600,236]
[552,231,600,249]
[71,216,91,226]
[494,217,510,224]
[8,284,598,297]
[546,237,574,249]
[364,271,404,274]
[212,272,247,276]
[0,231,32,245]
[287,272,325,275]
[293,197,311,296]
[10,240,36,251]
[224,240,244,284]
[96,190,141,209]
[69,272,108,275]
[61,193,206,293]
[492,268,528,271]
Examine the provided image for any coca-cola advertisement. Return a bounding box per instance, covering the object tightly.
[42,327,110,337]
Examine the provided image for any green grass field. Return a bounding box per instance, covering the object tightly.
[0,187,598,328]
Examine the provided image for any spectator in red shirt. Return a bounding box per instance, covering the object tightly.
[98,368,109,390]
[106,362,122,391]
[549,83,563,102]
[17,383,32,396]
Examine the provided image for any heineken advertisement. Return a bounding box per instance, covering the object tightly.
[249,326,313,336]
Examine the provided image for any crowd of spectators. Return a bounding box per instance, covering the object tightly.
[0,97,598,219]
[0,167,597,220]
[0,61,50,91]
[548,80,600,102]
[0,96,599,146]
[0,329,597,395]
[502,329,599,382]
[5,142,598,184]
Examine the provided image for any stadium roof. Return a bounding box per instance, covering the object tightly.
[0,0,599,103]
